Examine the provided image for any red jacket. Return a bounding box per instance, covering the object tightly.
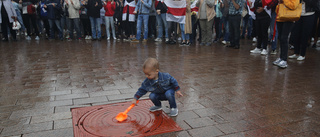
[104,1,116,16]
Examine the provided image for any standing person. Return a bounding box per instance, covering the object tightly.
[220,0,229,45]
[196,0,215,46]
[131,0,152,42]
[1,0,17,41]
[214,0,222,42]
[39,0,50,39]
[12,0,26,36]
[227,0,243,49]
[180,0,192,46]
[114,0,124,40]
[311,8,319,48]
[21,0,40,40]
[154,0,168,42]
[65,0,81,40]
[288,0,317,61]
[44,0,64,40]
[273,0,299,68]
[267,0,279,54]
[148,0,156,39]
[249,0,271,55]
[103,0,116,40]
[80,0,91,39]
[122,0,136,41]
[82,0,102,40]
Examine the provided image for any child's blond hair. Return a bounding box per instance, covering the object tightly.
[143,58,159,70]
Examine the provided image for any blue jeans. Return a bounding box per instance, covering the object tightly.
[156,13,168,38]
[180,24,189,41]
[68,18,81,39]
[149,89,177,108]
[221,16,229,41]
[15,10,25,31]
[136,14,149,40]
[269,11,278,51]
[241,15,252,38]
[105,16,116,38]
[48,19,63,39]
[89,17,101,39]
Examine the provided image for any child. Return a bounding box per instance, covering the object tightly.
[132,58,183,116]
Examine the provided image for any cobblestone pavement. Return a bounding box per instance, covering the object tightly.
[1,39,320,137]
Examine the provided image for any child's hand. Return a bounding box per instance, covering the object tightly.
[131,99,137,105]
[176,91,183,97]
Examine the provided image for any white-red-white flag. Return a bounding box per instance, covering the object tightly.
[122,0,136,22]
[190,0,198,13]
[164,0,186,24]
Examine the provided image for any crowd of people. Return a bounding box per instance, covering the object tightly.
[0,0,320,68]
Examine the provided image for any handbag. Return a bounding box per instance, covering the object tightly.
[276,1,302,22]
[12,21,21,30]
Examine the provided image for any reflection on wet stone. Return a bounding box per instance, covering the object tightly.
[0,39,320,136]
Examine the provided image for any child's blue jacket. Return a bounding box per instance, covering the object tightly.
[134,72,180,100]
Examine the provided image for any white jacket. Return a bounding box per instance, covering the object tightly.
[0,0,17,23]
[65,0,81,18]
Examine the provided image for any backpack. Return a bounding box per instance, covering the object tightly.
[27,4,36,14]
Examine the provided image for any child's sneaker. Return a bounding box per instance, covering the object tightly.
[149,106,162,112]
[170,108,178,116]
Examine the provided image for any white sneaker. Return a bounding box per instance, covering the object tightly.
[288,54,299,59]
[261,49,267,55]
[273,58,282,66]
[297,56,305,61]
[107,37,110,40]
[85,35,88,39]
[278,60,288,68]
[87,36,92,40]
[35,36,40,41]
[250,47,261,53]
[26,36,31,40]
[155,38,162,42]
[253,37,257,42]
[165,38,169,42]
[113,37,116,40]
[25,32,28,36]
[222,40,227,45]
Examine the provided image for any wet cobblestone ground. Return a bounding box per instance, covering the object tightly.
[0,39,320,136]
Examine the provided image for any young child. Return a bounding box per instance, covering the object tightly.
[132,58,183,116]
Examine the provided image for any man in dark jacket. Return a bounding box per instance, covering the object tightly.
[82,0,102,40]
[44,0,63,40]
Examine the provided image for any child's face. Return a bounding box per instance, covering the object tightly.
[143,67,159,80]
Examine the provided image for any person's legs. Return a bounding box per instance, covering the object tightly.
[143,15,149,40]
[299,15,315,56]
[68,18,74,39]
[96,18,101,39]
[161,13,168,38]
[89,17,97,39]
[149,93,162,107]
[43,18,50,38]
[214,17,220,40]
[1,18,9,40]
[73,18,81,39]
[206,19,214,44]
[180,24,186,41]
[30,15,39,36]
[241,15,248,37]
[110,17,116,38]
[256,19,263,49]
[156,14,163,38]
[16,10,25,31]
[164,89,177,109]
[261,17,271,49]
[278,22,294,61]
[199,19,207,43]
[228,16,235,46]
[270,11,278,51]
[22,14,31,36]
[233,15,241,47]
[54,19,63,40]
[247,16,252,38]
[136,15,143,40]
[48,19,55,39]
[105,16,111,38]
